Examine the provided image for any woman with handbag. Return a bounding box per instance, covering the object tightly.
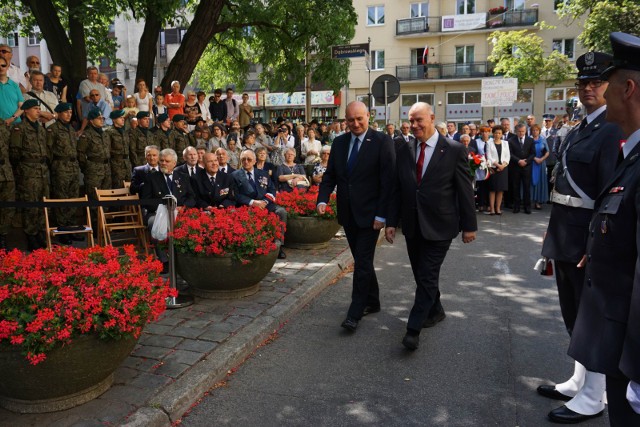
[275,147,308,192]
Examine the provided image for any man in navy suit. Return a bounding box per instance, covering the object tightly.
[508,123,536,213]
[216,147,235,174]
[230,149,287,259]
[174,146,202,178]
[192,153,234,209]
[317,101,395,332]
[130,145,160,195]
[386,102,477,350]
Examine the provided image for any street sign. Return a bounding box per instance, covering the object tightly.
[481,77,518,107]
[331,43,370,59]
[371,74,400,104]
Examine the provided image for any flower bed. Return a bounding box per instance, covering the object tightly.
[0,245,173,365]
[277,186,337,219]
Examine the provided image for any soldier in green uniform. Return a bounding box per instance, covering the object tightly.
[153,113,172,150]
[9,99,51,250]
[105,109,134,188]
[170,114,195,165]
[0,123,15,249]
[47,102,81,244]
[129,111,154,167]
[77,109,111,224]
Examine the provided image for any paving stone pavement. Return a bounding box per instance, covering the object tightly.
[0,231,357,427]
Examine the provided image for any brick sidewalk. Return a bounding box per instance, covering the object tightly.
[0,232,354,427]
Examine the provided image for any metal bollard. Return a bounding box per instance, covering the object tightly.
[164,195,194,309]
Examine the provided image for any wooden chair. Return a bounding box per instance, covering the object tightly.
[43,195,95,251]
[123,181,131,191]
[95,188,149,254]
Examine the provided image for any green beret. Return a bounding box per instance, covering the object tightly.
[22,99,40,110]
[109,109,126,120]
[54,103,72,113]
[136,111,150,119]
[172,114,186,122]
[87,109,103,120]
[157,113,169,123]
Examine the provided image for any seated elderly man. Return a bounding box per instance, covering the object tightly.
[193,152,235,209]
[130,145,160,195]
[140,148,196,271]
[230,149,287,259]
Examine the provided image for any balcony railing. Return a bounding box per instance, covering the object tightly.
[396,9,538,36]
[396,62,495,81]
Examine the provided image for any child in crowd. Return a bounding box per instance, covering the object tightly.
[122,95,139,120]
[152,94,167,121]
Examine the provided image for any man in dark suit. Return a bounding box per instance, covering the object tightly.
[538,51,622,424]
[174,146,202,178]
[317,101,395,332]
[193,152,234,209]
[446,121,460,141]
[385,102,476,350]
[508,123,536,213]
[215,147,235,174]
[394,121,416,150]
[567,32,640,426]
[140,148,196,269]
[130,145,160,195]
[230,149,287,259]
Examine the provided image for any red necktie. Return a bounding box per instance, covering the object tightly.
[416,142,426,184]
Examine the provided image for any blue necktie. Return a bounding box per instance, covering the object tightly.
[165,174,172,192]
[247,171,257,192]
[347,137,360,174]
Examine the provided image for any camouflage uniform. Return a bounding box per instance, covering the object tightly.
[170,129,194,165]
[47,119,81,227]
[152,127,171,151]
[0,124,15,244]
[9,119,50,237]
[129,127,154,166]
[77,125,111,198]
[105,125,134,188]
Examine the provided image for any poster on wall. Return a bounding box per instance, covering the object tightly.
[481,78,518,107]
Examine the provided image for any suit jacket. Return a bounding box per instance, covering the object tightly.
[174,163,201,178]
[218,164,235,175]
[130,164,158,195]
[508,134,536,167]
[140,169,196,218]
[394,134,416,152]
[485,140,510,167]
[568,142,640,378]
[317,128,395,228]
[230,167,278,211]
[387,134,477,240]
[192,169,234,208]
[541,111,622,263]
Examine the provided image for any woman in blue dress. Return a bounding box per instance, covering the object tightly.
[530,124,550,209]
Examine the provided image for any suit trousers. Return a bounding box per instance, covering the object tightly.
[554,260,585,336]
[405,235,452,332]
[343,213,381,320]
[606,375,640,426]
[509,165,531,209]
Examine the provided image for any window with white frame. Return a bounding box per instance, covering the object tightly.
[401,93,435,107]
[447,91,481,105]
[367,5,385,25]
[456,0,475,14]
[370,50,385,70]
[410,2,429,18]
[552,38,575,59]
[546,87,578,102]
[4,33,18,47]
[28,32,41,46]
[507,0,525,10]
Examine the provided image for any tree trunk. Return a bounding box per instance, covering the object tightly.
[159,0,225,92]
[134,5,162,91]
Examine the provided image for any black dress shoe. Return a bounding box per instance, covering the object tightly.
[513,207,520,213]
[524,208,532,214]
[363,305,381,316]
[423,310,446,328]
[548,405,603,424]
[341,317,358,332]
[278,248,287,259]
[402,333,419,351]
[536,385,572,401]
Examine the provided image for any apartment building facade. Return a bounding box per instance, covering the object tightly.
[347,0,586,126]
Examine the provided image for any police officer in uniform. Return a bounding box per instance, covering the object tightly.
[9,99,51,250]
[77,108,111,225]
[568,32,640,426]
[105,109,134,188]
[129,111,154,167]
[539,52,624,423]
[0,122,15,249]
[47,102,81,244]
[153,113,172,150]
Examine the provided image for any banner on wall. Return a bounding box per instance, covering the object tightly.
[481,78,518,107]
[264,91,335,107]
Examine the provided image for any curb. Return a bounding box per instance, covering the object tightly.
[122,246,354,426]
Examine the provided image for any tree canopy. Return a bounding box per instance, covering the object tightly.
[0,0,356,94]
[558,0,640,52]
[487,23,576,87]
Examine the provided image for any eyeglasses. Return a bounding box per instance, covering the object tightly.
[575,80,605,89]
[90,93,100,97]
[240,158,253,162]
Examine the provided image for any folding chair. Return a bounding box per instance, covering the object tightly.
[95,189,149,254]
[43,195,95,251]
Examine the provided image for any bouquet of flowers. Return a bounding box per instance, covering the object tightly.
[489,6,507,14]
[468,152,488,176]
[0,245,173,365]
[171,206,284,261]
[277,186,337,219]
